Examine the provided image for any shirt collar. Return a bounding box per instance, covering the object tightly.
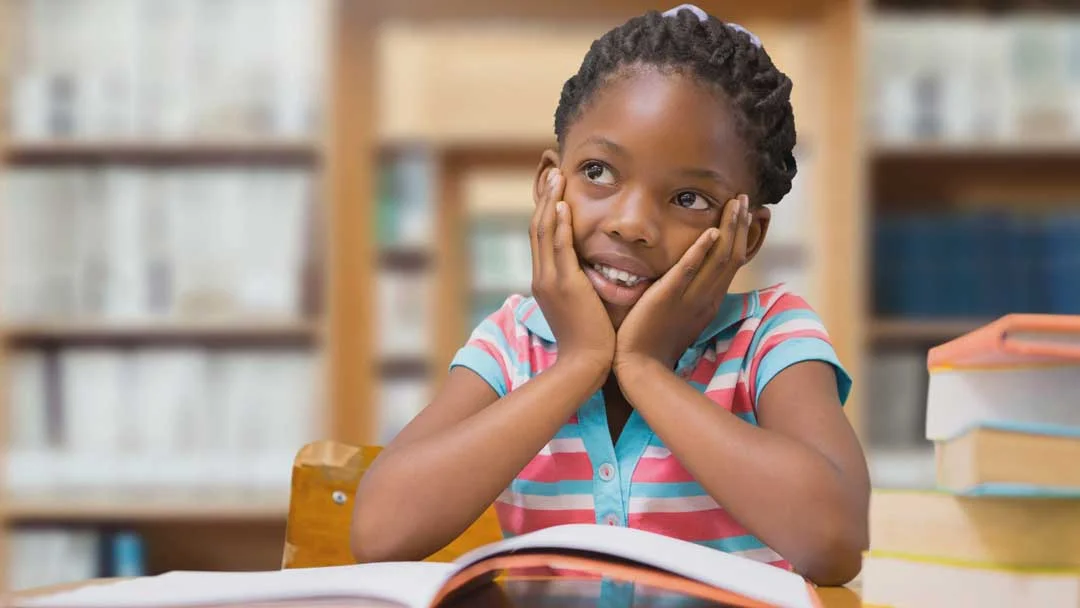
[517,292,757,347]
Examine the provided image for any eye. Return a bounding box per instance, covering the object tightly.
[583,161,615,185]
[674,191,710,211]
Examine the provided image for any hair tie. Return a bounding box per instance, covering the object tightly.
[661,3,763,49]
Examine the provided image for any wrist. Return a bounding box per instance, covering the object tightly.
[614,353,670,383]
[552,351,612,391]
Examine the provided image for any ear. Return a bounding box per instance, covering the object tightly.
[532,149,562,208]
[745,206,771,262]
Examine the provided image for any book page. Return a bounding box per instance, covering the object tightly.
[14,563,459,608]
[453,524,816,608]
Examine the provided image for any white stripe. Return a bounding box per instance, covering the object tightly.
[731,546,785,564]
[497,490,594,511]
[759,317,826,345]
[628,495,720,513]
[536,437,587,456]
[640,446,671,459]
[705,371,739,393]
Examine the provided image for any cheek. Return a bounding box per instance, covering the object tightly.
[664,229,708,268]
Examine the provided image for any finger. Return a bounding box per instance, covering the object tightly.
[730,195,752,268]
[553,201,579,277]
[685,196,743,300]
[537,170,564,277]
[665,226,721,296]
[530,169,559,279]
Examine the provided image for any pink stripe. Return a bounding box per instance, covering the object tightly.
[703,385,756,415]
[761,292,807,316]
[748,328,831,401]
[627,509,751,542]
[532,346,558,369]
[473,339,512,392]
[631,458,697,483]
[686,359,720,385]
[516,452,594,483]
[495,503,596,536]
[721,327,756,361]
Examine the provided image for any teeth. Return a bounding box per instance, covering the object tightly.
[592,263,645,287]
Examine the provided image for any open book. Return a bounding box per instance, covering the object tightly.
[16,524,822,608]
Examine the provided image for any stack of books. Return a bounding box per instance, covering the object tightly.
[863,315,1080,607]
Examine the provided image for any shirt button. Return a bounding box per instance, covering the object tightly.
[604,514,619,526]
[598,463,615,481]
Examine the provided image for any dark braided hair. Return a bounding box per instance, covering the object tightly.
[553,8,797,206]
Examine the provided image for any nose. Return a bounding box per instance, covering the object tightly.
[601,190,659,246]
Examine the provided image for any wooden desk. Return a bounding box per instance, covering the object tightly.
[9,576,862,607]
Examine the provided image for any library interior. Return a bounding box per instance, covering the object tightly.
[2,0,1079,605]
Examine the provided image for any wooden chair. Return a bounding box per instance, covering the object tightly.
[282,439,504,569]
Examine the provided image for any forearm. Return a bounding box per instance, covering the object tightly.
[618,358,864,584]
[353,357,607,562]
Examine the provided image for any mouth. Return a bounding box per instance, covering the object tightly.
[588,262,650,287]
[580,255,656,307]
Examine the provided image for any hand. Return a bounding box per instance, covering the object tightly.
[530,169,616,371]
[614,195,753,375]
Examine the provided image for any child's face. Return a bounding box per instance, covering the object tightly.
[537,66,769,327]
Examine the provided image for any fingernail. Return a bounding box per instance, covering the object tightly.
[556,201,566,215]
[708,228,720,242]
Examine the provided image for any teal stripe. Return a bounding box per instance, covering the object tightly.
[687,380,707,392]
[552,424,582,440]
[509,479,593,496]
[733,410,757,425]
[700,535,768,553]
[630,482,709,498]
[713,357,744,376]
[647,434,668,448]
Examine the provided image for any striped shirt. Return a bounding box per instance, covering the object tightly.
[450,283,852,571]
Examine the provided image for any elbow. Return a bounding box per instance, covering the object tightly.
[349,477,413,564]
[798,516,868,587]
[350,500,407,564]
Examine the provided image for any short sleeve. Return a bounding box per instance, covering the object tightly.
[747,293,852,408]
[448,296,523,398]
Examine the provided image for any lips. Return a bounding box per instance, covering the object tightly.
[580,252,657,307]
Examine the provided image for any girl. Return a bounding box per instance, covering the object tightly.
[352,4,871,586]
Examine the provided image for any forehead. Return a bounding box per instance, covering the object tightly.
[565,66,744,165]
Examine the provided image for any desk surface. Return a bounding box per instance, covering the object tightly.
[9,576,863,608]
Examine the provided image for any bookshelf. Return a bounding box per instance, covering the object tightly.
[10,0,1076,592]
[865,1,1080,487]
[0,0,336,588]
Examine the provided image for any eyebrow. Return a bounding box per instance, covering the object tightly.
[575,135,629,157]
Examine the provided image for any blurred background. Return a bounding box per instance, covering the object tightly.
[1,0,1078,593]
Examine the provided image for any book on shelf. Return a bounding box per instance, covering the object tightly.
[924,314,1080,442]
[5,347,319,492]
[0,167,315,323]
[874,211,1080,320]
[8,528,146,593]
[6,0,327,141]
[869,14,1080,145]
[15,524,824,608]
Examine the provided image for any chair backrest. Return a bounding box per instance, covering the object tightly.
[282,440,504,569]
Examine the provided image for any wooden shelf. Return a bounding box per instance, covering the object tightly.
[874,140,1080,160]
[4,319,320,346]
[3,489,288,523]
[4,139,320,165]
[379,246,432,272]
[876,0,1080,13]
[871,317,989,346]
[380,356,429,379]
[873,140,1080,207]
